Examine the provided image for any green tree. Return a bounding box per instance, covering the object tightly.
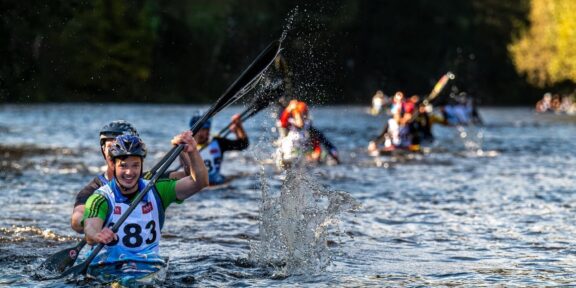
[509,0,576,87]
[58,0,157,101]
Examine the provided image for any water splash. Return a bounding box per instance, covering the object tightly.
[249,165,360,276]
[280,6,298,43]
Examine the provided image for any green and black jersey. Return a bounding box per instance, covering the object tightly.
[83,179,183,224]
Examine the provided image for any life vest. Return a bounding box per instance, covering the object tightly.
[444,105,470,125]
[90,179,165,265]
[200,140,225,185]
[276,119,312,163]
[97,174,109,186]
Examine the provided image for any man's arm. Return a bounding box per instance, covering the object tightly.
[171,131,209,200]
[216,137,249,152]
[71,176,104,233]
[83,194,116,245]
[165,153,192,180]
[229,114,247,141]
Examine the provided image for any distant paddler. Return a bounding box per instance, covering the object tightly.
[82,133,208,280]
[370,90,388,116]
[368,93,422,155]
[276,99,339,168]
[168,111,249,186]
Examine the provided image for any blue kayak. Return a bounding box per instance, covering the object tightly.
[86,258,168,287]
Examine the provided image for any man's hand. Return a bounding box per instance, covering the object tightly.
[171,130,198,153]
[368,141,377,152]
[229,114,243,133]
[94,227,117,244]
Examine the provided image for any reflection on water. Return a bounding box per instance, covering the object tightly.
[1,105,576,286]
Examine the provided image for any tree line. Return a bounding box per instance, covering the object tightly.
[1,0,574,105]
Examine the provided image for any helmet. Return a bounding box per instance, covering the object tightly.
[295,101,308,115]
[189,113,211,130]
[99,120,139,146]
[108,135,147,160]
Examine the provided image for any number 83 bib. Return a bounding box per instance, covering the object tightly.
[92,179,163,265]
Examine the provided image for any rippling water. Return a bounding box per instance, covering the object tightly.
[1,104,576,286]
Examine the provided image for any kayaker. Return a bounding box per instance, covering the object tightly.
[410,102,435,148]
[368,91,404,153]
[70,120,139,233]
[182,112,249,185]
[82,132,208,265]
[368,93,423,154]
[276,99,339,166]
[370,90,387,115]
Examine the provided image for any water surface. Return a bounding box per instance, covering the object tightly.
[1,104,575,286]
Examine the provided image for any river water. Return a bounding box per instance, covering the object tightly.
[1,104,576,286]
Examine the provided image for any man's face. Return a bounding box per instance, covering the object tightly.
[102,138,115,160]
[114,156,142,192]
[194,128,210,145]
[394,92,404,102]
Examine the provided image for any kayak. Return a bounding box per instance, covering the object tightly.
[86,257,168,287]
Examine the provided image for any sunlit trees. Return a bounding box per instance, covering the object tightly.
[509,0,576,87]
[1,0,562,104]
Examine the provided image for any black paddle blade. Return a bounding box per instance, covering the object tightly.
[56,260,89,280]
[190,40,282,134]
[217,79,285,138]
[146,42,281,177]
[246,79,284,115]
[39,240,85,273]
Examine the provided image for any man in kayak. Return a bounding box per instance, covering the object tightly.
[370,90,387,115]
[177,112,249,185]
[368,93,423,154]
[82,132,208,265]
[71,120,140,233]
[276,99,339,167]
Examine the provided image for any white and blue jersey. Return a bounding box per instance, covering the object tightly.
[89,179,165,265]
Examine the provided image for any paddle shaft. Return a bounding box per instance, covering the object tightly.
[424,71,455,105]
[217,84,284,138]
[201,94,275,152]
[217,106,259,139]
[147,40,281,177]
[407,72,455,123]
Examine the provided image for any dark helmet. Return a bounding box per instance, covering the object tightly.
[108,135,147,160]
[99,120,139,146]
[189,112,211,130]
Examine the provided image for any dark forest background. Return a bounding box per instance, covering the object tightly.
[1,0,574,105]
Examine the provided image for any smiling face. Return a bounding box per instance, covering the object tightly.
[113,156,142,193]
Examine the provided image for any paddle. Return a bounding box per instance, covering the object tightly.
[309,125,340,164]
[423,71,455,105]
[407,71,456,123]
[43,39,282,279]
[145,40,282,179]
[216,79,283,139]
[39,239,87,273]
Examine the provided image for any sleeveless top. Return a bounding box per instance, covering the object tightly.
[90,179,165,265]
[200,140,225,184]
